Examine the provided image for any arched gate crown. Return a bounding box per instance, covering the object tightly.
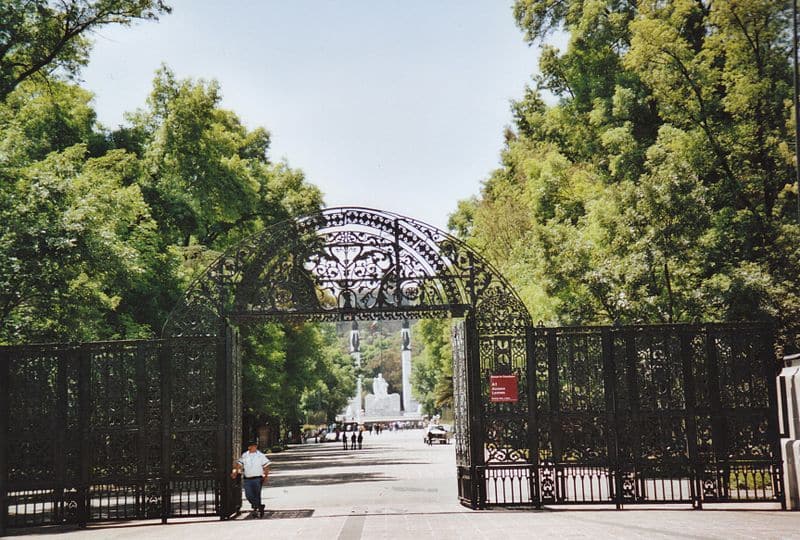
[164,206,531,333]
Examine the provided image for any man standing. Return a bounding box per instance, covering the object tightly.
[232,439,271,518]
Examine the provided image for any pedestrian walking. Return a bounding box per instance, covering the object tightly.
[357,429,363,449]
[232,439,270,518]
[342,431,348,450]
[350,431,357,450]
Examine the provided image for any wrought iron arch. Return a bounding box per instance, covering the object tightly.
[163,207,531,333]
[161,206,535,510]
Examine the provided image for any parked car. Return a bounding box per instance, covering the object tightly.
[425,424,451,445]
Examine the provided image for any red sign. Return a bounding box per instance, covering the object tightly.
[490,375,518,403]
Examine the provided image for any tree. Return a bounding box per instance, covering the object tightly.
[411,319,453,415]
[241,322,355,442]
[449,0,800,347]
[0,142,176,342]
[359,322,402,396]
[0,0,171,100]
[127,66,323,250]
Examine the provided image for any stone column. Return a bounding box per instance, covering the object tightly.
[401,320,412,413]
[350,321,362,422]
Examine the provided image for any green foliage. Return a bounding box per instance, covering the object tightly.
[0,138,176,341]
[0,9,333,436]
[359,322,402,395]
[299,325,356,423]
[0,0,171,100]
[127,66,323,249]
[450,0,800,348]
[410,319,453,415]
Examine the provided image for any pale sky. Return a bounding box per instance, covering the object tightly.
[81,1,553,230]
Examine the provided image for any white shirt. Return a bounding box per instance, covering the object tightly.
[238,450,270,477]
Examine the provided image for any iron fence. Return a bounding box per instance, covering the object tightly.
[0,337,238,533]
[479,323,784,508]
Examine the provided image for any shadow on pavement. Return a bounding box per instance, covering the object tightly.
[268,471,394,488]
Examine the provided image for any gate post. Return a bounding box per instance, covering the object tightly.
[134,342,148,518]
[704,327,727,500]
[760,327,784,508]
[54,350,69,523]
[779,353,800,509]
[622,328,642,504]
[159,341,172,524]
[0,349,9,536]
[546,328,562,502]
[465,313,485,508]
[219,324,240,519]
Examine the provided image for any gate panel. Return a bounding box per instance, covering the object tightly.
[536,323,782,508]
[614,328,693,504]
[452,319,474,506]
[166,336,224,518]
[544,328,616,504]
[694,326,783,504]
[85,341,162,521]
[4,346,80,527]
[477,325,535,505]
[2,337,235,531]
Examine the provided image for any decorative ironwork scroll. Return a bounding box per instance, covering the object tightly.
[163,207,531,331]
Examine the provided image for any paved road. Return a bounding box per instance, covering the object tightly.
[260,427,461,516]
[9,429,799,539]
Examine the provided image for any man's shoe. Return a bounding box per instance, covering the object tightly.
[259,505,265,518]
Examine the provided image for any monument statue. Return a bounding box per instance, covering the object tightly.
[373,373,388,397]
[364,372,400,416]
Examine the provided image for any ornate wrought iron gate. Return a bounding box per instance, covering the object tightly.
[0,336,239,531]
[529,324,783,508]
[0,207,786,534]
[477,323,784,508]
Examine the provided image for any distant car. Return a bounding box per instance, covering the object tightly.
[316,429,338,442]
[425,424,451,445]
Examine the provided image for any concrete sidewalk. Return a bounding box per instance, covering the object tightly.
[7,430,798,539]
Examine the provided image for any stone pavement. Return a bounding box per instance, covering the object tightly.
[8,429,799,539]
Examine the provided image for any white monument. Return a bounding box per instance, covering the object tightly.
[364,373,401,415]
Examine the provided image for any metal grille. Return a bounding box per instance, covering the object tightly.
[532,324,783,508]
[1,337,229,530]
[160,207,535,510]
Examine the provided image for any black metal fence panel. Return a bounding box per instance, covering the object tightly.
[523,323,784,509]
[1,337,234,531]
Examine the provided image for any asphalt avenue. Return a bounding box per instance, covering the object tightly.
[10,429,798,539]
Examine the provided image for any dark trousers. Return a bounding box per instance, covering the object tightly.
[243,477,263,510]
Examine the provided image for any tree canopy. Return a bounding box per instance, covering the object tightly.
[449,0,800,351]
[0,4,347,440]
[0,0,171,100]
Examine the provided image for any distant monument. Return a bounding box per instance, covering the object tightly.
[364,373,401,416]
